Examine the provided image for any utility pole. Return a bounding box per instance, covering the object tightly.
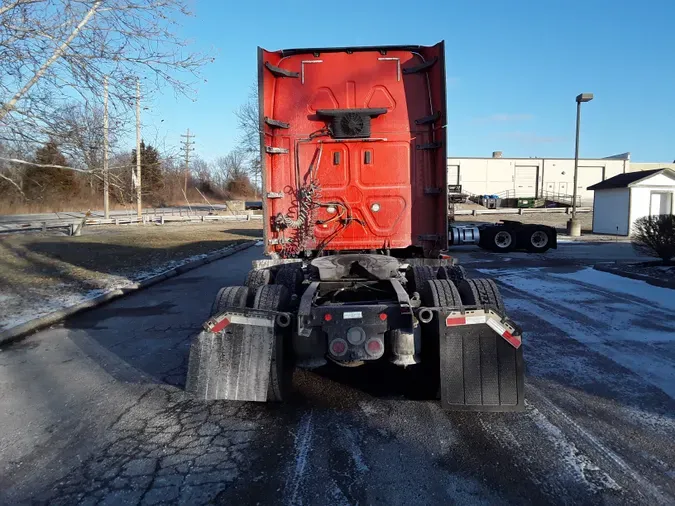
[180,129,195,195]
[135,79,142,219]
[103,75,109,219]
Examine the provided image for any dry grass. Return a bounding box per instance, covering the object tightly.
[0,188,256,215]
[0,222,262,330]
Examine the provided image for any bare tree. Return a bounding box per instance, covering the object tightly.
[0,0,214,149]
[213,150,247,187]
[43,102,127,194]
[234,85,261,194]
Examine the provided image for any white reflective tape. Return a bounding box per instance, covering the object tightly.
[343,311,362,319]
[465,315,487,325]
[227,314,275,328]
[486,317,507,336]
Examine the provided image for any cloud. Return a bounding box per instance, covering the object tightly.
[473,113,534,123]
[499,131,566,144]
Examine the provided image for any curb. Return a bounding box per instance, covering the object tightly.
[0,241,257,347]
[593,263,675,290]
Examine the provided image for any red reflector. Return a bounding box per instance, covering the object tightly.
[211,318,230,333]
[445,316,466,326]
[366,339,382,353]
[379,313,387,321]
[324,313,332,322]
[331,340,346,355]
[502,330,521,349]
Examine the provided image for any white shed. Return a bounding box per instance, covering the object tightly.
[588,168,675,235]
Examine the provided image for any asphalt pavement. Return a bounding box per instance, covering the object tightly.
[1,243,674,505]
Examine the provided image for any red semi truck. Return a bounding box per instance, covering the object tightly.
[186,42,526,411]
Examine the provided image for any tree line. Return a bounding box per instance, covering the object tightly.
[0,130,259,212]
[0,1,266,213]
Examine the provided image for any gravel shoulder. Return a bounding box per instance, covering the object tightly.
[0,222,262,331]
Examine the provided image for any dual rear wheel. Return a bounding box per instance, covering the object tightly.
[480,225,552,253]
[410,275,505,399]
[210,283,292,402]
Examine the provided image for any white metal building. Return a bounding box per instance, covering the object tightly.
[447,153,630,206]
[588,168,675,235]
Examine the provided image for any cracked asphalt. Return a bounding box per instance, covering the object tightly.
[1,243,674,505]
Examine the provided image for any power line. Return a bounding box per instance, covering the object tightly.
[180,128,195,194]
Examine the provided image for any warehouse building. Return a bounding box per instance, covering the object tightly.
[447,152,630,206]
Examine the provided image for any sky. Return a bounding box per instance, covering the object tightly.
[143,0,675,163]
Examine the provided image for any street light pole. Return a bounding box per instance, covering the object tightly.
[567,93,593,237]
[572,99,581,219]
[103,75,109,219]
[135,79,142,219]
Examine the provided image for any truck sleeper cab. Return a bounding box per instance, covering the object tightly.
[186,43,525,412]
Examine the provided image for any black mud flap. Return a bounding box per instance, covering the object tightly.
[185,324,275,401]
[439,324,525,411]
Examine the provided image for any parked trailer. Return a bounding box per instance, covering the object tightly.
[450,220,557,253]
[186,42,525,411]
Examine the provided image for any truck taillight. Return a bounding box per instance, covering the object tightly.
[365,338,384,358]
[330,339,348,357]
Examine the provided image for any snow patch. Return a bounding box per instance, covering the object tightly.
[479,267,675,398]
[551,267,675,311]
[337,425,369,473]
[358,401,379,416]
[284,411,314,505]
[527,403,622,493]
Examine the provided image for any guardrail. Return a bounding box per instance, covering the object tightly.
[0,213,263,235]
[454,207,592,216]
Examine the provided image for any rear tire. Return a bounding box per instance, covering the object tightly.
[421,279,463,308]
[456,278,505,311]
[211,286,249,316]
[275,264,304,296]
[492,228,516,252]
[408,280,463,400]
[525,226,552,253]
[245,268,272,291]
[406,265,436,295]
[438,265,466,284]
[252,284,293,402]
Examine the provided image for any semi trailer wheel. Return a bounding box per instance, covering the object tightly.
[484,228,516,252]
[211,286,249,316]
[252,284,293,402]
[526,226,552,253]
[456,278,505,311]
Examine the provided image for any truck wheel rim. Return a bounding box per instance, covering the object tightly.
[531,231,548,248]
[494,231,512,248]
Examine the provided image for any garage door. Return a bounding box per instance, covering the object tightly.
[447,165,460,186]
[514,166,538,197]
